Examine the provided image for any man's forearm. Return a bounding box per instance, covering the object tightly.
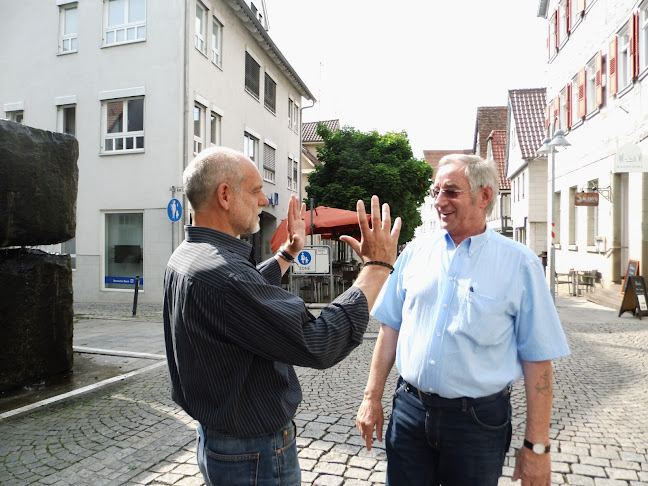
[364,323,399,400]
[522,360,554,443]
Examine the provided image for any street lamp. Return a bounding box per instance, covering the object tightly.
[537,128,571,302]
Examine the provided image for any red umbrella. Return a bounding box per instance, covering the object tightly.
[270,206,369,252]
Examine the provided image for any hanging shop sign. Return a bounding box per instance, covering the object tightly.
[574,191,599,206]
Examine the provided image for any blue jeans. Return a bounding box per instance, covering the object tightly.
[385,378,512,486]
[196,421,300,486]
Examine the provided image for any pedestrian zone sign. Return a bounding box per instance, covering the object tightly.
[168,199,182,222]
[292,246,330,274]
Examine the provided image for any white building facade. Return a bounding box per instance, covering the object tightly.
[539,0,648,284]
[1,0,314,304]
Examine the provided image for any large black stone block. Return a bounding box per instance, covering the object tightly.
[0,120,79,247]
[0,248,74,392]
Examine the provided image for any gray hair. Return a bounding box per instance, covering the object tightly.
[437,154,500,215]
[183,147,245,212]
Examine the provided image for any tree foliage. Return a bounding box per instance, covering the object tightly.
[306,124,434,244]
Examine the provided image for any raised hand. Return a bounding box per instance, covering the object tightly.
[340,195,401,266]
[284,195,306,256]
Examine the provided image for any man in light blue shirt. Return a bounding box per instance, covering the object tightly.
[356,154,570,486]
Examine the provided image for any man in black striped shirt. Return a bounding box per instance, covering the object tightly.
[163,147,401,486]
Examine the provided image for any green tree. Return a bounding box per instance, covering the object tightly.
[306,124,433,244]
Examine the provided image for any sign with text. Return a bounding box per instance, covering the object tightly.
[574,191,599,206]
[618,276,648,319]
[614,143,648,172]
[291,245,331,274]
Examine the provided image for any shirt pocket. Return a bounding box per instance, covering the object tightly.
[452,283,512,347]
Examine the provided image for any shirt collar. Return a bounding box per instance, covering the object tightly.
[443,227,491,257]
[184,225,252,260]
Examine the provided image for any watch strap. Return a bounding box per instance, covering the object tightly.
[277,249,294,262]
[523,439,551,454]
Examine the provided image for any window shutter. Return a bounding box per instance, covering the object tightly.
[595,51,603,107]
[554,11,560,49]
[577,0,585,15]
[631,12,639,79]
[578,67,586,118]
[609,37,618,96]
[545,105,551,130]
[566,83,572,128]
[566,0,571,33]
[553,97,560,127]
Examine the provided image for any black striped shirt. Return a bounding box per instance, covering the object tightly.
[163,226,369,436]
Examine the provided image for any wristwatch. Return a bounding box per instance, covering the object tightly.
[523,439,551,454]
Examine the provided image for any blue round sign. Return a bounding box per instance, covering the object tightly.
[167,198,182,222]
[297,251,312,265]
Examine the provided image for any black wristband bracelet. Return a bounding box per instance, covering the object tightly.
[363,261,394,273]
[277,249,294,262]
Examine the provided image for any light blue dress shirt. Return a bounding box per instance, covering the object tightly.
[372,228,570,399]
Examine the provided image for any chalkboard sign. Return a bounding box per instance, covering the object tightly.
[621,260,639,294]
[618,276,648,319]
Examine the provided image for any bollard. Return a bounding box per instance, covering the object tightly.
[132,275,140,316]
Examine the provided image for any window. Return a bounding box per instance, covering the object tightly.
[58,105,76,136]
[102,98,144,153]
[570,0,582,31]
[211,17,222,66]
[62,238,76,270]
[264,73,276,114]
[617,25,632,91]
[104,0,146,46]
[263,144,275,183]
[548,11,557,58]
[641,3,648,73]
[195,2,206,54]
[288,98,299,131]
[210,111,221,146]
[585,57,597,114]
[288,99,294,128]
[194,104,205,155]
[570,75,579,125]
[287,156,298,191]
[104,212,143,290]
[59,3,78,54]
[244,132,258,163]
[559,86,568,130]
[558,1,568,45]
[245,52,260,99]
[5,110,23,123]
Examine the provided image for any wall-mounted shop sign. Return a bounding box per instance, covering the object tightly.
[614,143,648,172]
[574,191,599,206]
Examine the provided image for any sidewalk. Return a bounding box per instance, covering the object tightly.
[0,296,647,485]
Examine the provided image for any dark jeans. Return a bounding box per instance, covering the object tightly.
[385,378,512,486]
[196,421,300,486]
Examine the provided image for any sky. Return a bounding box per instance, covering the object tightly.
[264,1,549,159]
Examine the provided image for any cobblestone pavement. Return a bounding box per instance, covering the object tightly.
[0,297,647,485]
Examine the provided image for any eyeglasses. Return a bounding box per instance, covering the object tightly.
[431,188,465,199]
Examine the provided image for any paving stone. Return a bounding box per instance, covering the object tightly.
[313,474,344,486]
[606,468,639,480]
[344,467,371,480]
[313,462,346,475]
[571,464,607,477]
[565,475,595,485]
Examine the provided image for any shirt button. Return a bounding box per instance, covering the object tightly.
[429,360,435,365]
[436,332,441,337]
[443,304,447,308]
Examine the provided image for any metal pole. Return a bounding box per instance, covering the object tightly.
[549,146,556,302]
[132,275,140,316]
[310,198,314,245]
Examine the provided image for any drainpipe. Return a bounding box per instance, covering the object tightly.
[178,0,190,250]
[299,99,316,201]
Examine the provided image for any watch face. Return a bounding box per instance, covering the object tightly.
[532,443,546,454]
